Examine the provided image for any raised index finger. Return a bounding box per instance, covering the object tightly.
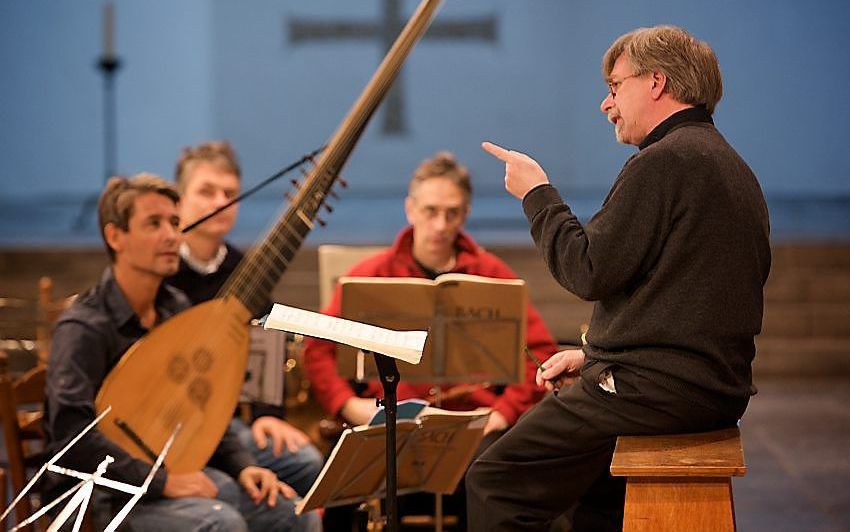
[481,141,513,162]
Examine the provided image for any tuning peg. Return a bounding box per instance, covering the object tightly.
[290,178,301,189]
[337,177,348,188]
[324,203,334,214]
[315,216,327,227]
[284,191,292,201]
[328,189,340,200]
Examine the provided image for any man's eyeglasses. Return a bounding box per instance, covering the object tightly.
[607,73,642,98]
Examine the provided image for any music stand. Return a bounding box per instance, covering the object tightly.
[294,395,490,515]
[262,303,430,532]
[335,274,527,530]
[372,351,400,530]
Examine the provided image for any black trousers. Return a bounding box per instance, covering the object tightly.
[466,360,746,531]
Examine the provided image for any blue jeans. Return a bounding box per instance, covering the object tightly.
[90,467,320,532]
[229,418,324,497]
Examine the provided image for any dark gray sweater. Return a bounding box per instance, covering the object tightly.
[522,108,771,411]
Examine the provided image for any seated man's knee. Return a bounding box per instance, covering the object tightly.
[465,459,485,492]
[275,443,324,496]
[296,444,324,475]
[127,498,248,532]
[244,498,317,532]
[296,509,322,532]
[204,467,242,507]
[203,501,248,532]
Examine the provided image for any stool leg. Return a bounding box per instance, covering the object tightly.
[622,477,735,532]
[0,469,6,528]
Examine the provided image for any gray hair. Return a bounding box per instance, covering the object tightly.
[603,25,723,114]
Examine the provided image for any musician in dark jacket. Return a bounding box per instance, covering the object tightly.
[470,25,771,531]
[43,175,318,531]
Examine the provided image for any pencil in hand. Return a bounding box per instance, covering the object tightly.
[524,346,545,372]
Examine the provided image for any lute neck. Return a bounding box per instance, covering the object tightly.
[218,0,443,318]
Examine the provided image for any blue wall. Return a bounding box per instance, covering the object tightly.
[1,1,848,246]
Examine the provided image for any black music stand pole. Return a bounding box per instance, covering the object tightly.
[370,351,400,532]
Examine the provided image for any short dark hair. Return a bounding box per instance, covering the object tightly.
[409,151,472,202]
[98,173,179,261]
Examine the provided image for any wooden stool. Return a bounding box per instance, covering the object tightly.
[610,426,745,532]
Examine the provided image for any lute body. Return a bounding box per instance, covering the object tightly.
[96,298,250,473]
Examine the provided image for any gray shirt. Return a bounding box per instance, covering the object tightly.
[43,268,253,500]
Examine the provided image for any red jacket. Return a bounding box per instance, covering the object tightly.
[303,227,557,426]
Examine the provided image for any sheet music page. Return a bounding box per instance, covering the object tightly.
[264,303,425,364]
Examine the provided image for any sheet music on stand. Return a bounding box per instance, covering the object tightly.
[337,273,527,385]
[295,405,491,514]
[263,304,426,365]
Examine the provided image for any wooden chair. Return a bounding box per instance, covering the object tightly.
[0,468,7,522]
[36,277,76,365]
[317,244,388,309]
[0,277,76,530]
[610,426,746,532]
[314,245,388,440]
[0,356,47,530]
[313,244,388,444]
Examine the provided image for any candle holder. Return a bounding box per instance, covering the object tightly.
[72,53,123,231]
[98,55,122,74]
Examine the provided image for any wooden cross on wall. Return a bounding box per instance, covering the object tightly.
[287,0,498,136]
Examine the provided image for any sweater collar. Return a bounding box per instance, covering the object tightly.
[639,106,713,151]
[179,241,228,275]
[390,226,481,274]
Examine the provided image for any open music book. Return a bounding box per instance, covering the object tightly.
[263,303,426,365]
[338,273,527,383]
[368,398,429,425]
[296,403,491,514]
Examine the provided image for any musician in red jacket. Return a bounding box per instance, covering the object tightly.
[304,151,557,435]
[304,151,557,529]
